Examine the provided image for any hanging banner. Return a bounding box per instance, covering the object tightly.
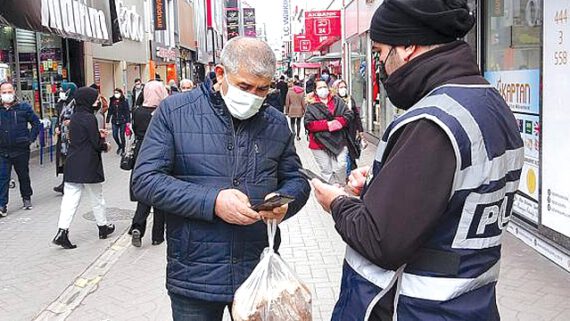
[154,0,167,30]
[293,34,313,52]
[542,0,570,238]
[0,0,121,45]
[243,8,256,38]
[305,10,341,39]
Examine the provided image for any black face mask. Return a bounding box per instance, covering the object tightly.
[378,47,394,86]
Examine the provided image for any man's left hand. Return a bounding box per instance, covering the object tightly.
[259,193,289,224]
[312,179,347,213]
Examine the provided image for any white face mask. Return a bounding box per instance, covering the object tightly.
[114,93,121,99]
[316,88,330,99]
[1,93,15,104]
[221,76,265,120]
[338,88,348,97]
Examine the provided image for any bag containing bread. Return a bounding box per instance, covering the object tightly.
[232,220,312,321]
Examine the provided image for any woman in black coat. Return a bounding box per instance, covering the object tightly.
[106,88,130,155]
[52,87,115,249]
[128,81,169,247]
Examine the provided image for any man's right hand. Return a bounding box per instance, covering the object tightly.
[347,166,370,196]
[215,189,260,225]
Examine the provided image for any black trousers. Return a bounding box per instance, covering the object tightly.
[290,117,302,137]
[130,202,165,241]
[0,151,32,207]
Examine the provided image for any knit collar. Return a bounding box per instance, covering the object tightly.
[383,41,486,110]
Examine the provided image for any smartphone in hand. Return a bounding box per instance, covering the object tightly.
[251,194,295,212]
[298,168,327,183]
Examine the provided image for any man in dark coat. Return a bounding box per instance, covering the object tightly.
[275,75,289,109]
[131,78,144,109]
[0,82,40,216]
[132,37,311,320]
[52,87,115,249]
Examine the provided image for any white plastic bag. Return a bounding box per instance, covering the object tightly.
[232,220,312,321]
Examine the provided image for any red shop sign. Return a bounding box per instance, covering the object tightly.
[293,34,314,52]
[305,10,341,38]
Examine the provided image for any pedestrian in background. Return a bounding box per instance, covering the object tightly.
[132,37,310,321]
[305,73,316,94]
[180,79,194,92]
[276,75,289,109]
[304,79,353,185]
[53,82,77,194]
[312,1,524,320]
[265,81,283,112]
[128,80,169,247]
[0,82,40,216]
[284,79,305,141]
[52,87,115,249]
[168,80,179,95]
[132,78,144,110]
[106,88,130,155]
[334,79,364,174]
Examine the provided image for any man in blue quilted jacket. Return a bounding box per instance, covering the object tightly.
[132,37,311,320]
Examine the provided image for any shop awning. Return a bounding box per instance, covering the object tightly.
[0,0,121,45]
[291,62,321,69]
[307,52,366,63]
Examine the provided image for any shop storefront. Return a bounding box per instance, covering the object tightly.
[89,0,150,102]
[177,0,197,82]
[0,0,120,118]
[482,0,569,271]
[151,0,178,82]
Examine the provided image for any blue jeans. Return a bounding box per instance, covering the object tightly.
[0,151,32,207]
[169,292,233,321]
[112,123,126,151]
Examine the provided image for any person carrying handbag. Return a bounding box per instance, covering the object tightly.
[128,81,169,247]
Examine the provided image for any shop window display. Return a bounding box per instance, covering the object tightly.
[39,34,67,118]
[484,0,543,224]
[0,27,15,81]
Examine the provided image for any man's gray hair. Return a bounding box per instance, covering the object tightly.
[180,79,194,87]
[220,37,276,79]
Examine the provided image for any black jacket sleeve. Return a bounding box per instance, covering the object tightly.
[330,119,456,270]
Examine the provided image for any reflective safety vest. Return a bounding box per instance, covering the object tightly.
[332,85,524,321]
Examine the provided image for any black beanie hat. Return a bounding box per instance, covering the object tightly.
[370,0,475,46]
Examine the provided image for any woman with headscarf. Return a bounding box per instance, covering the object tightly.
[128,81,169,247]
[52,87,115,249]
[304,79,353,185]
[53,82,77,194]
[333,79,365,175]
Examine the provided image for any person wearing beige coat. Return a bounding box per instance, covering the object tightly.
[285,80,306,140]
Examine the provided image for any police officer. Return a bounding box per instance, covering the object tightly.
[0,82,40,216]
[312,1,524,320]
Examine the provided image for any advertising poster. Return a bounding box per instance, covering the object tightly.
[484,69,541,114]
[541,0,570,237]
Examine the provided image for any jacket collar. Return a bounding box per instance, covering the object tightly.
[383,41,486,110]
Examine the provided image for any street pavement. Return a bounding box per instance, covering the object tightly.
[0,135,569,321]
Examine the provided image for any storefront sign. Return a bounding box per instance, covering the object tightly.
[156,47,176,61]
[484,69,541,115]
[305,10,341,38]
[154,0,167,30]
[0,0,121,45]
[226,9,239,39]
[293,34,313,52]
[243,8,256,38]
[283,0,291,38]
[117,0,144,42]
[542,0,570,237]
